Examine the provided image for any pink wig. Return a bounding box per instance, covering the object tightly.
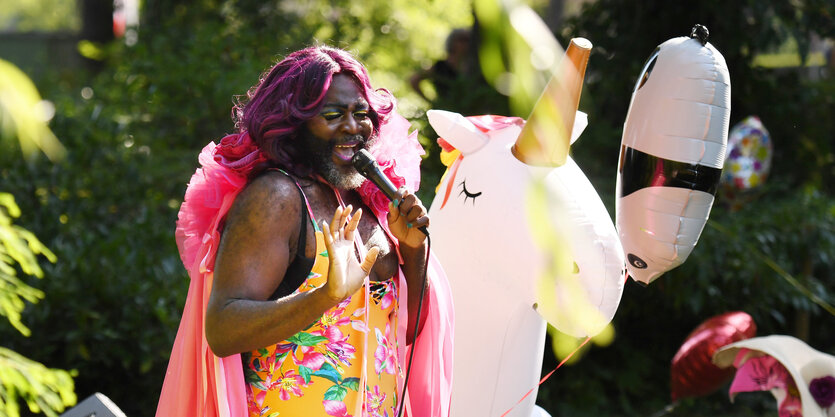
[234,45,395,177]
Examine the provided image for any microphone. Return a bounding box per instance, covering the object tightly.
[351,149,428,236]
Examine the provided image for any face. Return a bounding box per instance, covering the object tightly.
[300,74,375,190]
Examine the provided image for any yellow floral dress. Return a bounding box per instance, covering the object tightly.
[242,222,401,417]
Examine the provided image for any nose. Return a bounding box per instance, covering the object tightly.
[342,114,360,135]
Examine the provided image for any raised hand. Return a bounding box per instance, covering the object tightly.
[321,205,380,303]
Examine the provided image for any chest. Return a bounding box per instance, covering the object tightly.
[302,184,399,282]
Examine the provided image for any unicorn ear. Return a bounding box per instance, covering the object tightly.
[570,111,588,145]
[427,109,489,155]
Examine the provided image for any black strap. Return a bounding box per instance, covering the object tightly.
[269,176,315,300]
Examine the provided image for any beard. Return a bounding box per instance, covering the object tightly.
[298,128,375,190]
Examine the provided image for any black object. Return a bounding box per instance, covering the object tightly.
[618,146,722,199]
[351,149,429,236]
[690,24,709,46]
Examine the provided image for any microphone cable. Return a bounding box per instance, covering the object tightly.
[395,233,430,417]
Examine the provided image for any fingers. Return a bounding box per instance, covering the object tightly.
[360,246,380,274]
[388,189,429,229]
[344,208,362,242]
[329,205,352,231]
[322,221,334,254]
[329,206,343,233]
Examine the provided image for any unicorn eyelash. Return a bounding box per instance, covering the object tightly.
[458,180,482,205]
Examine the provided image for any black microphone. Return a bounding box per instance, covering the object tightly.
[351,149,428,236]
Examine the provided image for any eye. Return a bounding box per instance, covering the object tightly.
[353,110,369,119]
[458,180,482,205]
[320,110,343,120]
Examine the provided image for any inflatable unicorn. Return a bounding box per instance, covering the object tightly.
[426,39,625,417]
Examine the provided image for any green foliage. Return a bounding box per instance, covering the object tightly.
[528,1,835,415]
[0,347,76,417]
[0,61,75,417]
[1,1,473,416]
[0,193,50,336]
[6,0,834,416]
[0,0,80,32]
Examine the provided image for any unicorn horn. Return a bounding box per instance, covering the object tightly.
[512,37,592,167]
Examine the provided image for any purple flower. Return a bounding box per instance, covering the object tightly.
[809,375,835,408]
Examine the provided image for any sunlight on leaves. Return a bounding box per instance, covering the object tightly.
[0,58,66,163]
[0,347,76,417]
[0,60,74,417]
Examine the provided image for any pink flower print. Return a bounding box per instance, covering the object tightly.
[279,331,332,372]
[370,281,396,310]
[296,346,326,371]
[245,385,267,414]
[320,306,351,329]
[352,307,369,333]
[337,297,352,309]
[274,370,305,401]
[374,324,396,376]
[365,385,389,417]
[323,326,356,367]
[323,399,352,417]
[379,284,395,310]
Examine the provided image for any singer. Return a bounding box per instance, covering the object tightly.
[156,45,454,417]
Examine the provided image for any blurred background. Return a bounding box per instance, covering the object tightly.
[1,0,833,416]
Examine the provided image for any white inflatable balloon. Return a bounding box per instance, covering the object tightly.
[616,25,731,285]
[427,109,625,417]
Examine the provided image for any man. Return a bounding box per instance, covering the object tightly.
[156,46,453,417]
[409,28,472,103]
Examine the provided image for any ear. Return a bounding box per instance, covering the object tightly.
[427,109,489,155]
[570,111,588,145]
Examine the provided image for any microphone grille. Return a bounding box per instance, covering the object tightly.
[351,149,376,174]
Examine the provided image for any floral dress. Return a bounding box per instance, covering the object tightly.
[242,208,401,417]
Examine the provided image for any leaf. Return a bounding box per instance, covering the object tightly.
[0,347,76,415]
[323,384,348,401]
[299,365,312,384]
[287,332,329,347]
[244,367,262,383]
[342,377,360,391]
[312,362,342,384]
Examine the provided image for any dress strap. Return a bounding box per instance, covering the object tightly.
[273,169,319,232]
[267,169,318,300]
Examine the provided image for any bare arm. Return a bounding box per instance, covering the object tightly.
[205,174,378,357]
[387,190,431,344]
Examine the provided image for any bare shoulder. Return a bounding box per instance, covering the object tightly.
[212,170,303,299]
[225,171,301,232]
[216,170,306,268]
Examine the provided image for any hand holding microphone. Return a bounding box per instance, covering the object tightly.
[351,149,429,238]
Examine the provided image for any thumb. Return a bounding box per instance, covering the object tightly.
[360,246,380,274]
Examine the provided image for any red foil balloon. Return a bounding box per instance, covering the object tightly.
[671,311,757,401]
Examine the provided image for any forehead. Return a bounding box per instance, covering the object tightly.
[324,74,366,105]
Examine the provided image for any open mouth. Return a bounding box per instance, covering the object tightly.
[333,140,361,162]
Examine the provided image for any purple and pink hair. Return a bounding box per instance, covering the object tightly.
[233,45,395,176]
